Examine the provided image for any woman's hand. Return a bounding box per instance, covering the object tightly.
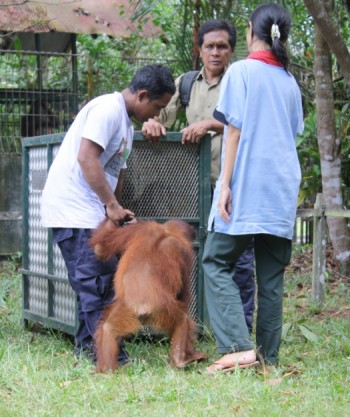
[218,185,232,222]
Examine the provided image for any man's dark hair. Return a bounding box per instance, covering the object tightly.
[197,19,236,50]
[128,64,175,100]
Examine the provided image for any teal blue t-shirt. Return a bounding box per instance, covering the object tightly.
[209,59,304,240]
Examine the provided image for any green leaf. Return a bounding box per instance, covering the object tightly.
[282,322,293,340]
[298,325,319,343]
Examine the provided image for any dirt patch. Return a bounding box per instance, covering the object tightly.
[286,246,350,320]
[315,306,350,320]
[288,245,350,284]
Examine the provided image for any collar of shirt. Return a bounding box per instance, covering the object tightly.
[246,50,283,67]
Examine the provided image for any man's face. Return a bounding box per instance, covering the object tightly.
[134,92,173,123]
[199,30,233,76]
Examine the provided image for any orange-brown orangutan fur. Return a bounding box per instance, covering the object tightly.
[89,218,206,372]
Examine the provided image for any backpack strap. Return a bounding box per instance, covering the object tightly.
[179,70,200,107]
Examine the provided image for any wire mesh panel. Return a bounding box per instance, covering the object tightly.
[21,131,211,336]
[26,146,49,318]
[121,141,199,218]
[22,134,77,334]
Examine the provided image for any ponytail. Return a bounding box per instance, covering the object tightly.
[250,3,291,71]
[271,24,289,71]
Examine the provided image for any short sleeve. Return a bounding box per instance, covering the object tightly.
[158,75,182,128]
[81,103,119,150]
[214,62,247,130]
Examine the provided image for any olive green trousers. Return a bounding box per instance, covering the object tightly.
[203,232,292,365]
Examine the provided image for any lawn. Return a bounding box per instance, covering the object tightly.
[0,248,349,417]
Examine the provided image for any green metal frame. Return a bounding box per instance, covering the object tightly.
[21,133,77,334]
[21,131,212,335]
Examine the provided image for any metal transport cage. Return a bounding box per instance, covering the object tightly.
[21,131,212,336]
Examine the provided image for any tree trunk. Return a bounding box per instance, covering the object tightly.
[304,0,350,88]
[193,0,201,69]
[313,1,350,275]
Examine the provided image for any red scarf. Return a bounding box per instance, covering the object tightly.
[247,50,283,67]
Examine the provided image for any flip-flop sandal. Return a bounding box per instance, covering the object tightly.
[206,360,260,374]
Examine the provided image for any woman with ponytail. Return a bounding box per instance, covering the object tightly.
[203,3,304,373]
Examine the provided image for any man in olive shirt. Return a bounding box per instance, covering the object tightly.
[142,19,255,332]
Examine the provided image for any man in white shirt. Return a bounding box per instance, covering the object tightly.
[41,65,175,363]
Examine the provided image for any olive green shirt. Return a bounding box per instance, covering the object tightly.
[159,67,224,186]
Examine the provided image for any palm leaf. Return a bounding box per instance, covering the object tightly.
[298,324,319,343]
[282,322,293,340]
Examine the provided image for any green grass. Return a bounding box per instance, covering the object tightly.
[0,253,349,417]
